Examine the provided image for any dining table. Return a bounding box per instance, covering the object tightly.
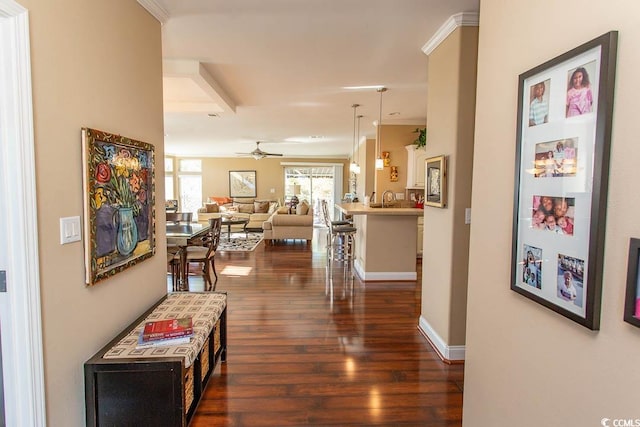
[166,222,210,290]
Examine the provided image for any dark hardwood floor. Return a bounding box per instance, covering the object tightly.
[182,229,464,426]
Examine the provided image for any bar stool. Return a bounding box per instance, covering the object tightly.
[321,200,357,269]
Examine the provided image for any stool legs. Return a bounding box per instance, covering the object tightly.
[327,230,356,273]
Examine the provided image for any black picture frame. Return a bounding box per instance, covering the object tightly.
[624,238,640,328]
[510,31,618,330]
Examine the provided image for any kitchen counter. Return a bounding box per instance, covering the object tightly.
[336,203,424,216]
[335,203,424,281]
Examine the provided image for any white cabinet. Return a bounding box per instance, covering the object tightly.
[405,144,428,188]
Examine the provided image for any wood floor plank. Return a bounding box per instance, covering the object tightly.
[185,229,464,426]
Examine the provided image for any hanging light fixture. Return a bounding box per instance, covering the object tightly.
[354,113,363,174]
[375,87,387,170]
[350,104,360,174]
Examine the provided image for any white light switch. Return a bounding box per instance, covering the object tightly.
[465,208,472,225]
[60,216,82,244]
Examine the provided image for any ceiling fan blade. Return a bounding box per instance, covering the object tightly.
[235,141,283,159]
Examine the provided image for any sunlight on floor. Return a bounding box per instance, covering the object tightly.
[220,265,253,276]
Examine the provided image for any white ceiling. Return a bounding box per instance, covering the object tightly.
[142,0,480,159]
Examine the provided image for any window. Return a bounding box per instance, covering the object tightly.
[178,159,202,219]
[164,157,174,200]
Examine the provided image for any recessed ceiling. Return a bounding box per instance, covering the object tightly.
[141,0,480,158]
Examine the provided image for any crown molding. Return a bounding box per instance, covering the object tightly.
[422,11,479,56]
[0,0,25,17]
[137,0,169,24]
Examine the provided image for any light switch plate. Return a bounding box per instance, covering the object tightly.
[60,216,82,244]
[465,208,472,225]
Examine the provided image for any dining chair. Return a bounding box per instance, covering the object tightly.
[167,243,182,292]
[166,211,193,224]
[176,217,222,291]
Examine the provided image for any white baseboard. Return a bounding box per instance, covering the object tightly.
[418,316,465,362]
[354,260,417,281]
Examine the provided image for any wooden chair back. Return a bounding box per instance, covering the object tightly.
[166,212,193,223]
[208,217,222,253]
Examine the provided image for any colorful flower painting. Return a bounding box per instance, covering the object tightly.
[82,128,155,285]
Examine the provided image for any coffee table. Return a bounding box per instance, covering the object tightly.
[221,217,249,241]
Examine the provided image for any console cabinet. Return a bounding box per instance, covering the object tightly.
[84,294,227,427]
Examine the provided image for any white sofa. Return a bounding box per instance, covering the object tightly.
[262,205,314,243]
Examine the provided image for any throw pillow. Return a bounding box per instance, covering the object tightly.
[233,197,255,205]
[268,201,279,214]
[297,201,309,215]
[209,196,232,205]
[235,202,254,214]
[277,206,289,214]
[204,203,219,213]
[254,201,269,213]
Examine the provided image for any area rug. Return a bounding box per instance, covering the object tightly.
[217,232,263,252]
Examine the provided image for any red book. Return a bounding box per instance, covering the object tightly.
[141,317,193,342]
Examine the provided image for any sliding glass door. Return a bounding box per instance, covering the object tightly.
[284,165,343,225]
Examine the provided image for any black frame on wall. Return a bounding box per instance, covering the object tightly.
[510,31,618,330]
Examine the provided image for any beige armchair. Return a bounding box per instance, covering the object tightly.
[262,208,313,244]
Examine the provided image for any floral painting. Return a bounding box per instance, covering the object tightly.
[82,128,155,285]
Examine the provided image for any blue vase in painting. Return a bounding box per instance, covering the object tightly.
[116,207,138,256]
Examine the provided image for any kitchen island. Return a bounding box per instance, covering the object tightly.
[336,203,424,281]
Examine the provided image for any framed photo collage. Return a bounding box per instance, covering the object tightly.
[510,32,618,330]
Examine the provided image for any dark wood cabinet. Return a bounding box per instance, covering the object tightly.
[84,294,227,426]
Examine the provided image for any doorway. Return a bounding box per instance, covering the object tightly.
[0,1,46,425]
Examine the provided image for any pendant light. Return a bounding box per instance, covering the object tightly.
[375,87,387,170]
[354,113,363,174]
[350,104,360,174]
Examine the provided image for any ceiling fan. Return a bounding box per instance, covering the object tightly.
[237,141,283,160]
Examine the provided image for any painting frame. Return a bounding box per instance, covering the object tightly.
[623,238,640,328]
[229,170,257,198]
[82,128,156,286]
[425,155,446,208]
[510,32,618,330]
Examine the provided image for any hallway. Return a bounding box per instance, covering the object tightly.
[185,231,464,426]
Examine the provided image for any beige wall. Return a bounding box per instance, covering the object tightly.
[354,137,377,200]
[169,157,349,204]
[465,1,640,425]
[421,26,478,347]
[21,0,164,425]
[373,125,416,198]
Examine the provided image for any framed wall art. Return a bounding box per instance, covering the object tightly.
[425,155,447,208]
[510,32,618,330]
[229,170,257,198]
[624,238,640,328]
[82,128,156,286]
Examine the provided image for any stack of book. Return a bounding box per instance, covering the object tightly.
[136,317,194,349]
